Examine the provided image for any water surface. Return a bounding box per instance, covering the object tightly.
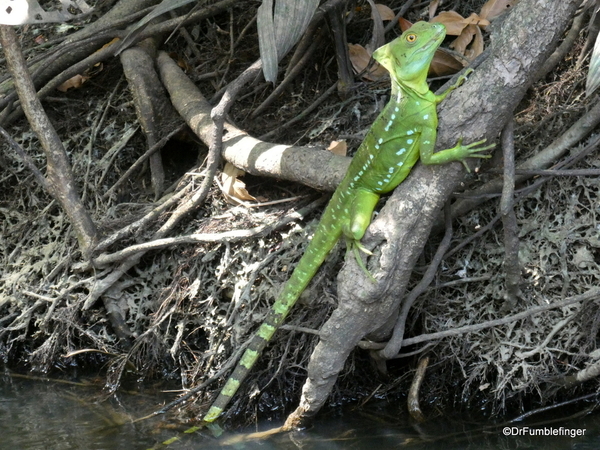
[1,373,598,450]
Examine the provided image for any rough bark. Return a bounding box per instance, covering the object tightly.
[284,0,582,428]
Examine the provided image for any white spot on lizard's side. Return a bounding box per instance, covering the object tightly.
[397,161,404,166]
[378,138,383,144]
[423,114,429,120]
[407,139,413,144]
[406,130,414,135]
[388,167,394,173]
[396,148,406,155]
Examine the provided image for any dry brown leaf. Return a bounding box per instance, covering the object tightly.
[450,24,476,55]
[429,48,465,76]
[57,74,89,92]
[462,12,490,27]
[231,183,256,202]
[169,52,192,72]
[428,0,440,19]
[465,24,484,60]
[430,11,468,35]
[480,0,514,21]
[348,43,388,80]
[398,17,412,32]
[221,162,242,193]
[221,162,256,204]
[375,4,395,20]
[328,140,348,156]
[451,24,484,60]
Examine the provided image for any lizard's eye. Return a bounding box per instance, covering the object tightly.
[406,33,417,43]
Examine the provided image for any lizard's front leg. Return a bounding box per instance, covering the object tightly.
[436,67,474,103]
[419,126,494,172]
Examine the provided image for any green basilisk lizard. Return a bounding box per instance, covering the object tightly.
[203,21,494,423]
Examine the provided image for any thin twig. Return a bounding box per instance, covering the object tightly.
[259,82,338,141]
[490,168,600,176]
[0,124,48,190]
[400,287,600,347]
[251,27,326,119]
[103,123,187,199]
[90,196,327,268]
[361,287,600,350]
[91,185,192,256]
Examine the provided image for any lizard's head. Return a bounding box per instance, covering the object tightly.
[372,21,446,90]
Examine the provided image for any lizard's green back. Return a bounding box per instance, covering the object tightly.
[203,21,492,423]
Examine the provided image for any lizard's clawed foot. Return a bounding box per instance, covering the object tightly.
[456,138,495,172]
[347,240,377,282]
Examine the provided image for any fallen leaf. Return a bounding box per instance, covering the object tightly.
[375,4,395,20]
[451,24,485,60]
[221,162,256,204]
[429,48,465,76]
[465,24,484,60]
[431,11,468,35]
[169,52,192,72]
[450,23,477,55]
[328,140,347,156]
[463,12,490,27]
[480,0,514,21]
[398,17,412,32]
[348,43,388,80]
[56,74,89,92]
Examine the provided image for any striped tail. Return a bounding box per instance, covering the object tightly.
[203,201,344,422]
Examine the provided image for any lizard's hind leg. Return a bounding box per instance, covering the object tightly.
[343,188,380,282]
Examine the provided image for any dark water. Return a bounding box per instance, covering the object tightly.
[1,372,599,450]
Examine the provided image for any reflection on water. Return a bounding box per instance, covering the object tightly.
[1,373,599,450]
[0,373,161,450]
